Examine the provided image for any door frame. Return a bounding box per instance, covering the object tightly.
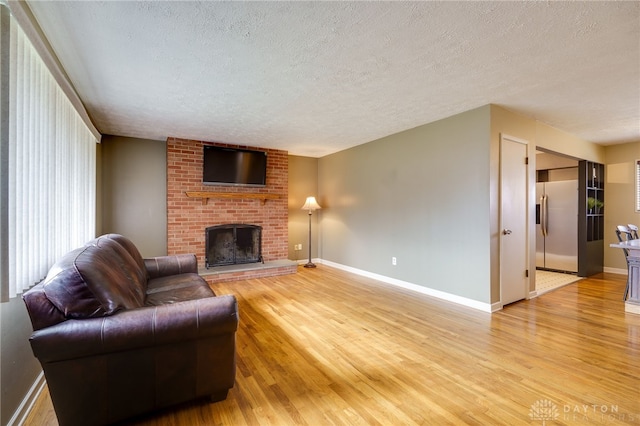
[499,134,532,307]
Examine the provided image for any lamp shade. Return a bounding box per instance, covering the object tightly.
[301,196,321,211]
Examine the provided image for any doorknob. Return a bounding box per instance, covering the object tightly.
[502,229,512,235]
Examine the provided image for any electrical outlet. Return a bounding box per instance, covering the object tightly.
[392,257,397,266]
[294,244,302,251]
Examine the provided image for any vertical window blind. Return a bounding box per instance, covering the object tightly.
[2,10,97,300]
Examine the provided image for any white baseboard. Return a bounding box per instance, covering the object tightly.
[490,301,504,312]
[319,259,495,313]
[8,371,45,426]
[625,300,640,314]
[603,267,628,275]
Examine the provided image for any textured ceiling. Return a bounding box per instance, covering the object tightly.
[26,1,640,157]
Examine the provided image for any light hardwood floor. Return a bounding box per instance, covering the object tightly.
[25,266,640,425]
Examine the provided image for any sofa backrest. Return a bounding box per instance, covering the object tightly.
[89,235,148,300]
[101,234,149,281]
[33,241,147,323]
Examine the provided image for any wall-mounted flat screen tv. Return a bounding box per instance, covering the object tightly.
[203,145,267,187]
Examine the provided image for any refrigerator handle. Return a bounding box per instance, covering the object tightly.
[541,194,548,236]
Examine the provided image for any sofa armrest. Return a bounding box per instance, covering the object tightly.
[29,294,238,363]
[144,254,198,278]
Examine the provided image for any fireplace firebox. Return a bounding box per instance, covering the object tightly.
[205,224,262,268]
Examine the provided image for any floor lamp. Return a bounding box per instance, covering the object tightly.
[301,196,321,268]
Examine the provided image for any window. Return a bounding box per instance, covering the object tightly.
[1,5,98,301]
[636,159,640,212]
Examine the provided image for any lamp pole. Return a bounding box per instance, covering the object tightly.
[305,209,315,268]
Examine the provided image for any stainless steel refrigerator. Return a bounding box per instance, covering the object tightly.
[536,180,578,272]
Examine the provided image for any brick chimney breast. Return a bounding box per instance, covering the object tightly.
[166,138,289,269]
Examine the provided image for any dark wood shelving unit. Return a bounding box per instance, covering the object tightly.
[578,161,604,276]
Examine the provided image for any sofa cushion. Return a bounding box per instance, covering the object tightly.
[145,273,215,306]
[43,245,145,318]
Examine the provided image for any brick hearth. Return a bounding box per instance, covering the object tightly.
[166,137,295,283]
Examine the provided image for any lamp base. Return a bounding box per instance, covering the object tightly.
[303,262,317,268]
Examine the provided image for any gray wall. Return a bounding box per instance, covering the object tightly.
[604,141,640,270]
[318,106,492,303]
[100,135,167,257]
[0,297,41,426]
[288,155,319,262]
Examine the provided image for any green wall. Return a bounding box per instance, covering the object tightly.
[0,297,41,426]
[288,156,320,262]
[318,106,492,304]
[100,135,167,257]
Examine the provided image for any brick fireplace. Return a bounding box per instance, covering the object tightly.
[166,137,294,283]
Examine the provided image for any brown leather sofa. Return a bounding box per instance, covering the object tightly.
[22,234,238,426]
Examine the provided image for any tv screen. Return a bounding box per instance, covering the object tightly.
[203,146,267,187]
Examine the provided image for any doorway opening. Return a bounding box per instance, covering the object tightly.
[535,149,581,294]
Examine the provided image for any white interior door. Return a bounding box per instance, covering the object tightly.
[500,135,529,305]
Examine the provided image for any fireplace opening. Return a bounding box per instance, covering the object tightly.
[206,224,262,268]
